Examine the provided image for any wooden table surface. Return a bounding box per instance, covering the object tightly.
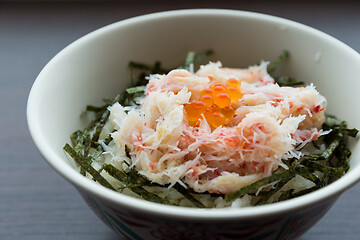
[1,1,359,239]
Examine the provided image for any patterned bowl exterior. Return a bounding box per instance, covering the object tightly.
[79,190,337,240]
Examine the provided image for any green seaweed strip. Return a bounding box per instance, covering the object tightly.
[129,60,167,87]
[255,180,287,205]
[345,128,359,138]
[110,92,127,105]
[183,51,195,70]
[324,115,345,128]
[179,49,214,69]
[70,130,85,153]
[321,132,344,159]
[102,134,113,146]
[103,164,133,185]
[312,139,321,150]
[277,189,295,202]
[173,183,205,208]
[301,159,344,179]
[79,167,86,176]
[92,111,110,143]
[128,61,168,74]
[193,49,214,63]
[63,143,115,190]
[135,72,148,87]
[103,164,173,205]
[297,170,321,185]
[225,167,300,202]
[70,130,92,175]
[275,76,304,87]
[129,186,174,205]
[126,85,146,94]
[86,104,108,112]
[116,183,145,189]
[267,50,304,87]
[103,164,151,186]
[334,141,351,171]
[128,61,152,71]
[267,50,289,76]
[151,61,162,74]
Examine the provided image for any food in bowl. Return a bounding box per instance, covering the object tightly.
[64,50,357,208]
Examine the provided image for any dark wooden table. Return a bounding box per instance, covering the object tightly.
[1,1,359,239]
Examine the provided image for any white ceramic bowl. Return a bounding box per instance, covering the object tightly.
[27,9,360,240]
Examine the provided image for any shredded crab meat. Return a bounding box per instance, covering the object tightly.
[109,61,327,194]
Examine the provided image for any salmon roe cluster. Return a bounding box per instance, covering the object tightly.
[185,78,242,128]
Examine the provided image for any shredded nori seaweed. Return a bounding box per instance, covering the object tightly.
[267,50,305,86]
[103,164,174,205]
[64,50,358,207]
[63,143,115,190]
[180,49,214,70]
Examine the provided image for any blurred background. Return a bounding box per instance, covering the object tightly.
[1,1,359,239]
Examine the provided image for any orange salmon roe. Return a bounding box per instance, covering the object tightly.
[201,88,213,97]
[227,86,242,101]
[208,112,226,128]
[185,101,206,122]
[226,78,241,88]
[222,106,235,118]
[204,107,213,121]
[212,86,227,96]
[185,78,243,129]
[214,93,231,108]
[200,95,213,107]
[210,104,221,112]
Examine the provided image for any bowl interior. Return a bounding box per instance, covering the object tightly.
[28,9,360,217]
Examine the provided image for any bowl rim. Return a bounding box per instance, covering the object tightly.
[27,8,360,220]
